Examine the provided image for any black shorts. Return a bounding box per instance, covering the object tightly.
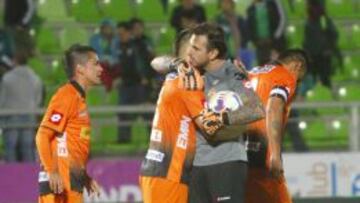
[189,160,248,203]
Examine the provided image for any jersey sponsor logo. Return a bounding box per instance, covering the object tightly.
[217,196,231,202]
[49,111,63,125]
[145,149,165,162]
[150,129,162,142]
[246,140,261,152]
[57,133,68,157]
[176,116,191,149]
[38,171,49,182]
[243,80,253,89]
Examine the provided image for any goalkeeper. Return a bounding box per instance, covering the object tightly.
[140,29,239,203]
[151,23,264,203]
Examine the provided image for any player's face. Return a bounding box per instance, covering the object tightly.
[188,34,211,70]
[83,52,103,85]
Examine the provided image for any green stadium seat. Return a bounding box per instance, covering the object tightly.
[87,86,107,106]
[287,23,304,48]
[100,0,134,21]
[305,83,345,115]
[306,83,333,102]
[281,0,306,20]
[327,0,357,18]
[59,24,89,51]
[70,0,102,23]
[333,55,360,82]
[131,117,149,150]
[136,0,167,22]
[353,24,360,49]
[156,26,176,54]
[203,0,218,18]
[337,84,360,101]
[36,26,61,54]
[37,0,73,22]
[301,119,348,150]
[338,25,352,50]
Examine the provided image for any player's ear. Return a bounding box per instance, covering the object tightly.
[209,49,219,61]
[75,63,85,76]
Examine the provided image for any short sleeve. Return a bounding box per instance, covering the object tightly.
[181,90,205,119]
[270,71,296,103]
[40,88,75,133]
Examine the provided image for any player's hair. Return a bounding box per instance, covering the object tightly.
[174,29,192,57]
[129,17,144,27]
[117,21,132,30]
[192,22,227,59]
[277,49,309,71]
[64,44,96,79]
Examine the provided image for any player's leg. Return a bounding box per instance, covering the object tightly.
[38,193,66,203]
[207,161,248,203]
[140,176,188,203]
[67,191,83,203]
[188,166,212,203]
[273,174,293,203]
[245,168,272,203]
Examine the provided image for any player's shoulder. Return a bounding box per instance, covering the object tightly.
[54,83,77,97]
[49,83,78,104]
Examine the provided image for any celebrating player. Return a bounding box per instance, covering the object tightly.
[36,45,102,203]
[245,49,308,203]
[139,29,228,203]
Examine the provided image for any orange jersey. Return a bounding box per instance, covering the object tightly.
[140,73,205,184]
[246,64,296,168]
[37,81,91,194]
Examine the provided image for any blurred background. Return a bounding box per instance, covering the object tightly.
[0,0,359,202]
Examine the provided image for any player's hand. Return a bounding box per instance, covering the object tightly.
[49,171,64,194]
[177,63,204,91]
[200,108,225,139]
[269,155,283,179]
[85,176,100,198]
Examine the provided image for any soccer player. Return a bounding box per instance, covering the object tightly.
[245,49,308,203]
[153,23,264,203]
[139,29,226,203]
[36,45,102,203]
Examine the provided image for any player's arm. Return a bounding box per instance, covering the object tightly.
[150,55,176,74]
[226,85,265,125]
[35,126,64,194]
[267,96,286,179]
[151,56,204,90]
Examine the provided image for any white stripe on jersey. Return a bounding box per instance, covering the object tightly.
[270,87,288,102]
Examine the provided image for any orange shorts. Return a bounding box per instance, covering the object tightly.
[38,191,83,203]
[245,168,292,203]
[139,176,188,203]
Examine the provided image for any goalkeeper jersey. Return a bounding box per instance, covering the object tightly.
[140,73,205,184]
[246,64,297,168]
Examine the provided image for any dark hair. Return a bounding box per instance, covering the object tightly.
[117,21,132,30]
[129,17,144,27]
[174,29,192,56]
[192,22,227,59]
[14,49,29,65]
[277,49,309,71]
[64,44,96,79]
